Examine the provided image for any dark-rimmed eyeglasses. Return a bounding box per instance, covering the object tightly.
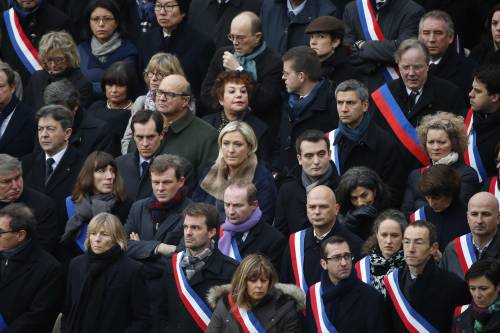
[145,71,168,79]
[324,253,353,263]
[156,89,188,99]
[227,34,251,42]
[154,3,179,12]
[90,16,115,24]
[45,57,66,65]
[0,229,17,236]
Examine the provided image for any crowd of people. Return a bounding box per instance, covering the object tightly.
[1,0,500,332]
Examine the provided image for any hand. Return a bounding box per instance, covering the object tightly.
[156,243,176,256]
[222,51,240,71]
[354,40,365,49]
[130,232,140,241]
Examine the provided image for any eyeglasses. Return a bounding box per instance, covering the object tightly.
[154,3,179,12]
[324,252,353,263]
[398,64,427,72]
[0,229,17,236]
[90,16,115,24]
[45,57,66,65]
[227,34,251,42]
[145,71,168,79]
[156,89,188,99]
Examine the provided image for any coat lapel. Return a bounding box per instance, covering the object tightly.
[45,148,77,192]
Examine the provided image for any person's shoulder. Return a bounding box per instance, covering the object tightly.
[273,283,306,311]
[427,75,461,94]
[190,116,218,136]
[130,197,149,209]
[207,283,231,309]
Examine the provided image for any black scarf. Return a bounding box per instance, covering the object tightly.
[320,268,358,324]
[369,247,405,297]
[145,186,186,225]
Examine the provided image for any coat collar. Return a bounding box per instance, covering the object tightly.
[167,110,194,134]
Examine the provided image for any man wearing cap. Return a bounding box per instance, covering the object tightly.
[305,16,360,86]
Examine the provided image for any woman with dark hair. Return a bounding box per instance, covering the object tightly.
[336,166,391,240]
[206,254,304,332]
[61,213,151,332]
[78,0,138,97]
[453,258,500,333]
[356,209,407,297]
[88,61,139,156]
[482,142,500,203]
[203,70,272,165]
[60,151,130,259]
[413,164,469,252]
[402,112,480,213]
[471,4,500,65]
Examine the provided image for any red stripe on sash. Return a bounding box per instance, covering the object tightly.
[228,293,251,333]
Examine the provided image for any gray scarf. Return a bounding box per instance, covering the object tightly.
[91,32,122,62]
[181,241,214,280]
[301,163,334,193]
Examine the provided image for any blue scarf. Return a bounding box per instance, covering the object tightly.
[9,0,43,17]
[338,112,371,143]
[0,238,32,259]
[288,80,325,121]
[233,41,267,81]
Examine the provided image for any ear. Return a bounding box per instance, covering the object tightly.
[332,37,341,49]
[334,203,340,215]
[490,93,500,103]
[208,227,217,240]
[64,127,73,141]
[446,33,454,46]
[429,241,439,255]
[297,153,302,165]
[17,229,27,243]
[178,176,185,186]
[255,32,263,42]
[327,149,332,159]
[362,99,369,112]
[320,258,328,270]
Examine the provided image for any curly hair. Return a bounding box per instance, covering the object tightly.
[210,70,254,109]
[38,31,80,69]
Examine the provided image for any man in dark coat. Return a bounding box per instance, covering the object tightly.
[138,0,215,98]
[0,154,58,254]
[386,221,470,333]
[0,62,35,158]
[418,10,476,101]
[441,192,500,280]
[0,203,63,333]
[305,236,386,333]
[43,79,113,157]
[219,182,285,270]
[275,129,339,236]
[276,46,338,176]
[343,0,424,91]
[188,0,262,49]
[21,105,84,237]
[468,64,500,178]
[260,0,338,55]
[0,0,70,86]
[200,11,283,126]
[280,186,363,294]
[159,203,238,333]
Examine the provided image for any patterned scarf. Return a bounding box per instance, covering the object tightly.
[368,247,405,297]
[181,241,214,280]
[146,186,186,224]
[472,299,500,332]
[233,41,267,81]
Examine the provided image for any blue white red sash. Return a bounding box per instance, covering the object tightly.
[0,312,6,330]
[488,177,500,203]
[371,84,428,166]
[328,129,341,175]
[453,233,477,276]
[355,255,371,284]
[384,270,439,333]
[410,206,426,222]
[355,0,399,82]
[227,293,266,333]
[289,229,307,294]
[228,238,242,262]
[464,109,487,183]
[172,252,213,331]
[3,9,42,74]
[309,282,339,333]
[453,304,469,319]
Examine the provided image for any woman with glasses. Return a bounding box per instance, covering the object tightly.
[78,0,138,98]
[120,52,185,154]
[402,112,480,213]
[24,31,93,110]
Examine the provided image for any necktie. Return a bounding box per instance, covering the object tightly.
[408,91,420,113]
[45,158,55,183]
[140,160,149,177]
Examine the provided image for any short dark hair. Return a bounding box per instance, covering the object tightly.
[149,154,185,179]
[473,64,500,95]
[36,104,74,130]
[131,110,163,135]
[418,164,460,199]
[465,258,500,285]
[406,220,437,245]
[282,46,322,82]
[43,79,80,110]
[84,0,126,39]
[0,203,36,238]
[157,0,191,15]
[183,203,219,231]
[321,235,349,259]
[295,129,330,155]
[101,61,140,100]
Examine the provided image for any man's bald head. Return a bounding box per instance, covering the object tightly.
[467,192,500,241]
[156,74,192,119]
[468,192,499,212]
[232,11,262,34]
[307,185,339,231]
[308,185,337,204]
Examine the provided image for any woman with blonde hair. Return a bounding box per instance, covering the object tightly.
[206,254,304,332]
[62,213,151,332]
[401,111,480,213]
[192,121,277,223]
[24,30,93,110]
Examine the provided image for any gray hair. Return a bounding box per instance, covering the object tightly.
[419,10,455,36]
[0,154,22,175]
[43,79,80,110]
[335,79,369,102]
[36,104,74,130]
[394,38,430,64]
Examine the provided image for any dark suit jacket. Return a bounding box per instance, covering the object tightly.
[0,96,35,158]
[116,152,153,202]
[21,146,84,235]
[70,108,113,157]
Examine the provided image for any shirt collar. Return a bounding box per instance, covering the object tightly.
[45,145,68,170]
[287,0,307,16]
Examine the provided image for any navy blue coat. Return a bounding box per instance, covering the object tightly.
[0,96,35,158]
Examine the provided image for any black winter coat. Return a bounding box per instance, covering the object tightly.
[0,241,63,333]
[69,109,114,157]
[454,304,500,333]
[472,110,500,178]
[0,96,35,158]
[320,47,362,87]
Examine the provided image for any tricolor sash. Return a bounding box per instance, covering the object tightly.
[453,304,469,319]
[488,177,500,203]
[65,196,87,252]
[0,312,6,330]
[219,226,242,262]
[355,0,399,82]
[228,293,266,333]
[410,206,426,222]
[371,84,428,166]
[384,270,439,333]
[328,129,341,175]
[355,255,371,284]
[289,229,307,294]
[453,233,477,276]
[309,282,339,333]
[171,252,213,331]
[464,109,487,182]
[3,8,42,74]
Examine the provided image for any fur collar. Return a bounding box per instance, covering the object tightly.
[206,283,306,310]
